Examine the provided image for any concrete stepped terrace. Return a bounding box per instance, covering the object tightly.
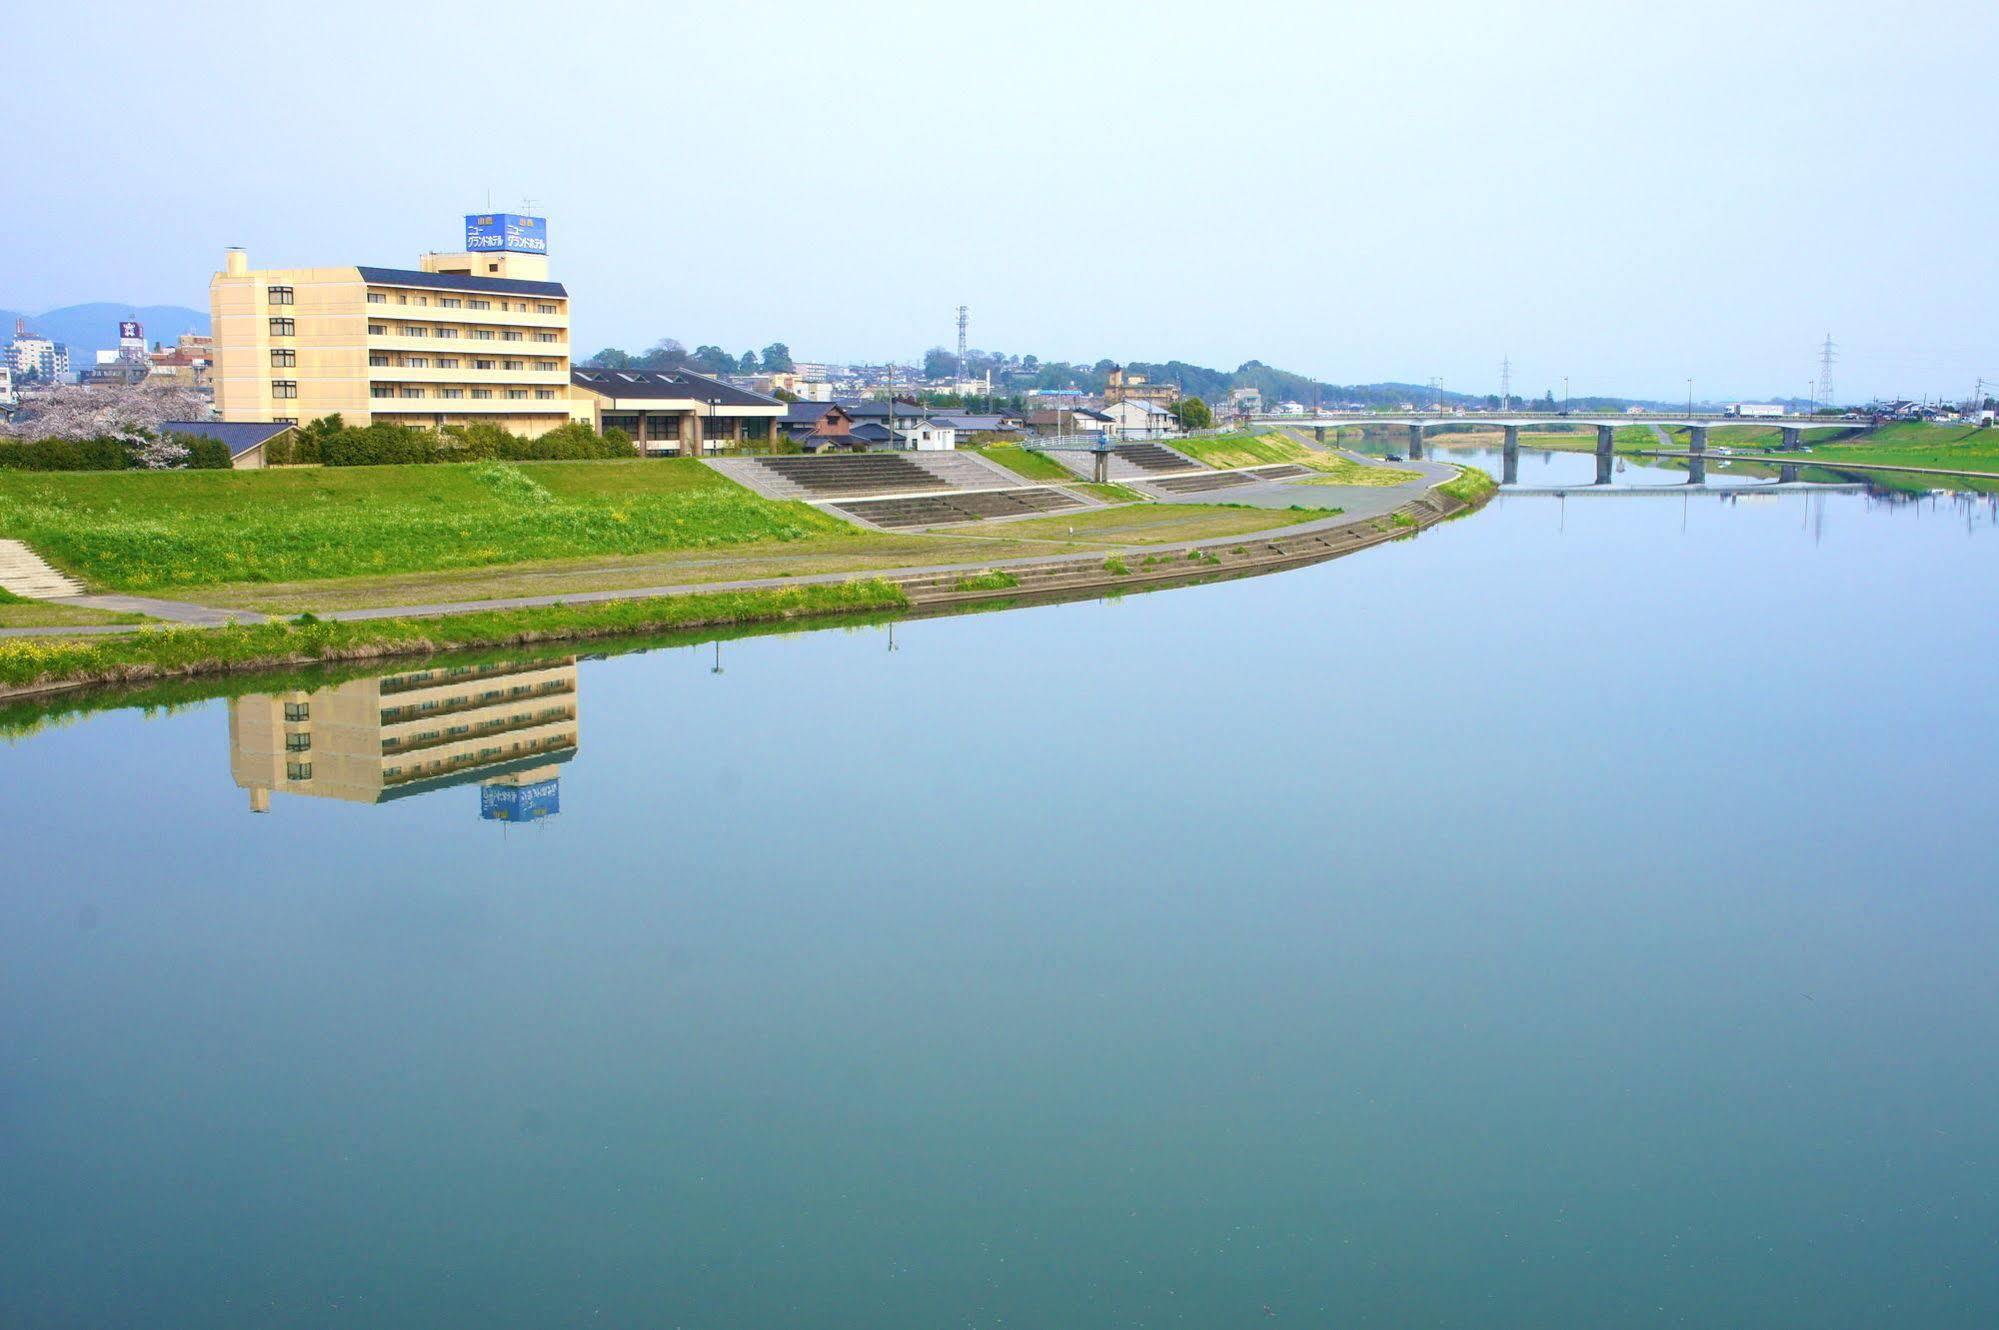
[1144,471,1258,495]
[832,487,1088,529]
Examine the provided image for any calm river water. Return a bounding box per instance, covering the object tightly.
[4,478,1998,1328]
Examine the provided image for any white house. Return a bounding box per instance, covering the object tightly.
[1100,398,1179,441]
[895,418,958,451]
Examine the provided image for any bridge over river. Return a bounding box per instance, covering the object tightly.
[1263,413,1866,485]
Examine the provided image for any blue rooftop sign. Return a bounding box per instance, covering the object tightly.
[465,213,548,255]
[480,778,560,822]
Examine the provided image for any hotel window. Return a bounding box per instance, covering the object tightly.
[503,359,523,371]
[646,416,680,440]
[268,285,294,305]
[369,353,390,367]
[534,389,555,400]
[413,296,428,306]
[475,359,495,370]
[471,330,494,340]
[286,761,313,780]
[505,389,528,400]
[441,388,464,399]
[406,356,429,369]
[436,358,459,369]
[368,323,388,335]
[271,380,298,399]
[395,294,408,305]
[268,317,295,337]
[283,702,310,721]
[401,387,425,398]
[472,388,493,399]
[536,360,557,371]
[285,732,312,752]
[366,292,387,304]
[270,348,296,367]
[534,332,559,343]
[275,417,298,425]
[535,303,557,314]
[467,299,491,310]
[435,328,460,339]
[401,326,428,337]
[371,384,394,398]
[440,298,462,309]
[502,330,523,341]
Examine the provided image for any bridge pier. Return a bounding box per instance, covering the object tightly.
[1781,427,1804,451]
[1595,425,1615,485]
[1687,425,1707,484]
[1313,425,1326,445]
[1501,425,1519,485]
[1093,448,1110,484]
[1407,423,1424,460]
[1779,462,1801,483]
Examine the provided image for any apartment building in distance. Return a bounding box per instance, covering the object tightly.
[230,656,580,813]
[210,213,583,436]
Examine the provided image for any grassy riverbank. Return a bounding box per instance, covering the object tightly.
[0,580,908,696]
[0,458,850,593]
[973,445,1075,482]
[1181,429,1421,485]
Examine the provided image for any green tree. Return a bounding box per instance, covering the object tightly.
[586,348,632,369]
[739,349,759,372]
[761,342,795,373]
[1171,397,1214,430]
[923,346,958,379]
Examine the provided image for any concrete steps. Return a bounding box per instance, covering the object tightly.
[830,487,1087,529]
[904,450,1029,491]
[0,539,85,598]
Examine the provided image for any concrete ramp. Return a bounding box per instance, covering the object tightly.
[0,539,85,599]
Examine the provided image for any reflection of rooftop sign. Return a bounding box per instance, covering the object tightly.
[464,213,548,254]
[481,777,560,822]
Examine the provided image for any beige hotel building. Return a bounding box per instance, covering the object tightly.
[210,235,584,437]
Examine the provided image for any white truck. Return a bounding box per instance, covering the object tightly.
[1726,402,1787,418]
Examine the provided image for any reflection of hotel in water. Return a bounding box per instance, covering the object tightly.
[230,657,579,817]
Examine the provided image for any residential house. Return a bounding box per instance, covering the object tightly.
[158,420,295,469]
[1099,398,1180,440]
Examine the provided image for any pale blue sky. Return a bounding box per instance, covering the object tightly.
[4,0,1992,402]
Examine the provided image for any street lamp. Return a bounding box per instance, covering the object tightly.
[710,641,723,674]
[1686,379,1694,418]
[1563,376,1570,413]
[708,397,721,454]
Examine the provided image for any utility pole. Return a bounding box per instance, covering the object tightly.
[1817,333,1837,411]
[1499,356,1512,412]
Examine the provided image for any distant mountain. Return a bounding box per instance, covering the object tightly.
[2,303,209,359]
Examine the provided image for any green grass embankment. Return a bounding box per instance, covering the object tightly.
[0,458,852,593]
[1182,430,1419,486]
[974,445,1075,482]
[0,580,907,696]
[1438,465,1498,506]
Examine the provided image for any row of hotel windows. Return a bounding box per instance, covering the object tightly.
[601,415,771,441]
[368,385,559,400]
[380,705,574,752]
[270,317,558,344]
[365,292,559,315]
[367,356,560,371]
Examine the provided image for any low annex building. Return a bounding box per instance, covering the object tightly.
[158,420,294,469]
[568,368,783,455]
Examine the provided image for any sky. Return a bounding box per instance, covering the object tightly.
[4,0,1994,403]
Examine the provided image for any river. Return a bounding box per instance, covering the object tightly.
[3,481,1997,1328]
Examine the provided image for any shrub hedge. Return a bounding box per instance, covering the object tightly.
[0,432,231,472]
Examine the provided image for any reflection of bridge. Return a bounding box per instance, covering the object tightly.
[1267,415,1867,485]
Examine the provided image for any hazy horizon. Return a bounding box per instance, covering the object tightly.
[5,0,1992,403]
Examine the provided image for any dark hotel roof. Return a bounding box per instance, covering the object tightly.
[571,368,780,408]
[356,266,568,298]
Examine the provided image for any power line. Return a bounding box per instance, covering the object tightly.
[1817,333,1837,407]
